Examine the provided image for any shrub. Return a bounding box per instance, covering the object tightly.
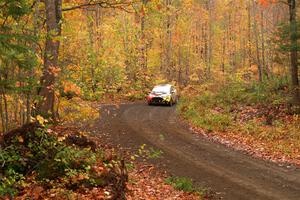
[178,76,300,160]
[178,76,290,132]
[193,112,233,132]
[0,126,113,197]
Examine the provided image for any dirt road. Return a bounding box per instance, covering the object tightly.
[96,103,300,200]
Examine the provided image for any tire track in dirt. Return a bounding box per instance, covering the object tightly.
[97,103,300,200]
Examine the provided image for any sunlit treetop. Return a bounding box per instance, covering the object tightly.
[257,0,279,7]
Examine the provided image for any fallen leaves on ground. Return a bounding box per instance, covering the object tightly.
[188,105,300,168]
[4,124,204,200]
[126,164,202,200]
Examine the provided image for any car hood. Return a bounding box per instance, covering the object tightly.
[150,93,170,97]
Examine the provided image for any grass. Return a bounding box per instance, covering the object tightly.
[179,93,233,132]
[165,176,211,198]
[165,176,195,192]
[177,76,300,163]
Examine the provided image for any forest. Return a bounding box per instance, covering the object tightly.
[0,0,300,199]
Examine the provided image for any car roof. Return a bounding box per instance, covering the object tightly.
[154,84,172,89]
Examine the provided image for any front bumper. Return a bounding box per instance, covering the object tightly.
[148,96,171,104]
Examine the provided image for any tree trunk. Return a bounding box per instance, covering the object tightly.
[86,7,97,93]
[2,92,8,132]
[206,0,213,78]
[140,0,148,70]
[0,94,5,133]
[38,0,62,118]
[165,0,172,80]
[260,8,268,78]
[221,34,226,73]
[253,0,263,82]
[247,0,252,67]
[288,0,299,105]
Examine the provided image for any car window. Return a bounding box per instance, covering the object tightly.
[152,86,170,94]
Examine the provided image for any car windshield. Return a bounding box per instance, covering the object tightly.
[152,86,170,94]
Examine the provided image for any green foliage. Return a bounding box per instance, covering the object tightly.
[0,0,31,19]
[147,147,163,159]
[193,112,232,132]
[165,176,211,198]
[0,127,106,197]
[0,168,25,197]
[165,176,195,192]
[178,93,233,132]
[0,0,37,74]
[178,76,290,132]
[0,0,38,132]
[179,76,300,159]
[276,21,300,52]
[243,77,289,105]
[0,147,26,196]
[131,144,163,161]
[218,76,288,107]
[38,146,96,180]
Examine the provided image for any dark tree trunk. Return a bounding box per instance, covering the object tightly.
[38,0,62,118]
[253,0,263,82]
[288,0,299,105]
[140,0,148,70]
[165,0,172,80]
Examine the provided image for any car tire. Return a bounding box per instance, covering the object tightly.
[175,97,178,104]
[169,100,173,107]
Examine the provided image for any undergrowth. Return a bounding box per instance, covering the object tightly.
[58,97,99,124]
[178,75,300,161]
[0,124,124,198]
[165,176,211,198]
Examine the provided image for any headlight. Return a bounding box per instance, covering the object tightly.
[163,95,171,101]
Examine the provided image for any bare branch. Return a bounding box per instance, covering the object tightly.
[62,0,134,12]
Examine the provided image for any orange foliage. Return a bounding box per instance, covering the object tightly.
[49,66,61,77]
[62,81,81,95]
[258,0,277,7]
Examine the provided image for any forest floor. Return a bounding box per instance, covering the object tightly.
[3,93,300,200]
[96,102,300,200]
[49,125,203,200]
[0,98,203,200]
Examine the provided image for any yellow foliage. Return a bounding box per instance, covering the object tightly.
[36,115,48,126]
[58,97,99,123]
[17,136,24,143]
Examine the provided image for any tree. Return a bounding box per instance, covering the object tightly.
[38,0,132,118]
[288,0,299,105]
[0,0,37,132]
[38,0,62,118]
[260,0,299,105]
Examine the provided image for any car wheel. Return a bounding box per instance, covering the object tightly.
[169,99,173,107]
[175,97,178,104]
